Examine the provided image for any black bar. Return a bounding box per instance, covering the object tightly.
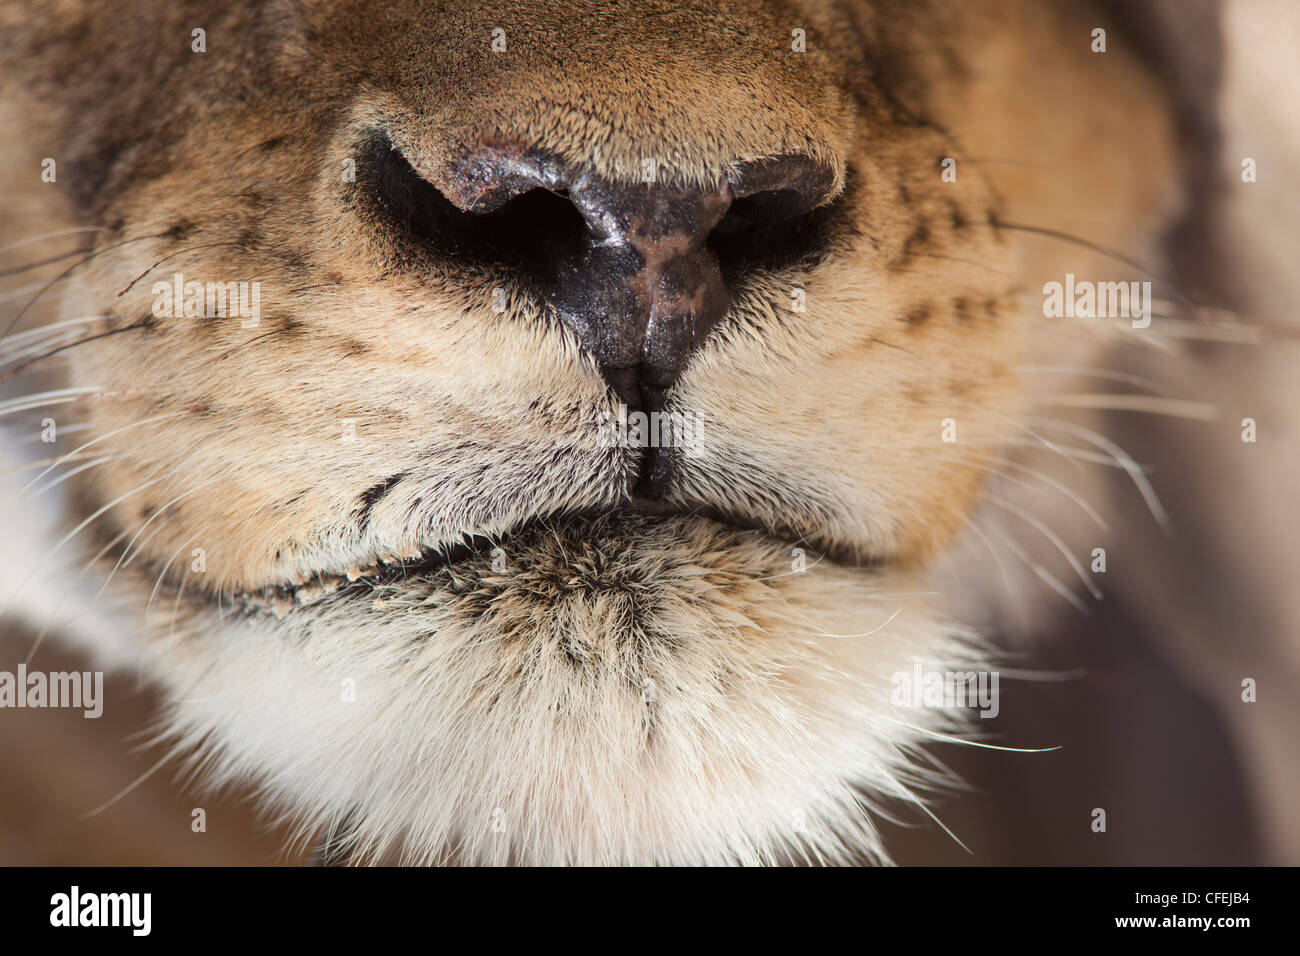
[0,865,1285,941]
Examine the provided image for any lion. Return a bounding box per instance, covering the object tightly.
[0,0,1296,865]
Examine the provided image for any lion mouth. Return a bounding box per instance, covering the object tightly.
[233,501,863,620]
[244,536,493,619]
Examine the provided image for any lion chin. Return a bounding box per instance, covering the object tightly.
[118,513,975,866]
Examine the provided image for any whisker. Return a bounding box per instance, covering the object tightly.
[1002,437,1127,470]
[786,607,904,640]
[901,397,1082,472]
[99,479,222,601]
[891,723,1062,754]
[0,331,93,368]
[26,454,117,499]
[2,229,178,340]
[146,531,207,621]
[168,525,220,640]
[83,747,180,819]
[0,473,170,621]
[892,448,1108,531]
[1016,364,1168,395]
[946,506,1022,613]
[1145,314,1269,345]
[121,481,222,575]
[997,457,1108,531]
[906,251,1015,278]
[116,241,244,297]
[985,521,1087,612]
[993,219,1178,298]
[44,474,169,563]
[12,421,93,445]
[0,314,108,350]
[211,326,292,362]
[0,448,98,474]
[21,410,188,494]
[0,280,50,304]
[879,774,972,855]
[0,246,95,278]
[987,493,1102,601]
[0,318,153,385]
[0,386,101,418]
[0,227,109,257]
[1037,392,1217,420]
[1028,417,1169,530]
[23,520,138,666]
[1150,299,1300,343]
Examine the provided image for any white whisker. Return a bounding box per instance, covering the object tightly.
[1030,417,1169,530]
[1016,364,1167,394]
[0,227,106,257]
[21,411,187,493]
[985,522,1087,612]
[26,454,117,499]
[0,386,101,417]
[987,493,1102,601]
[1039,392,1217,420]
[0,314,107,350]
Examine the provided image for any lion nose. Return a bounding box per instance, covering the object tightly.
[440,149,837,410]
[551,180,732,411]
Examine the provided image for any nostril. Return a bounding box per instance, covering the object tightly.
[727,155,839,219]
[707,155,842,279]
[709,159,845,280]
[360,132,587,281]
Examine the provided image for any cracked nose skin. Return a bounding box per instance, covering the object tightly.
[552,180,733,411]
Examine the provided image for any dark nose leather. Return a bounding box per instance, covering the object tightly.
[441,149,836,409]
[552,180,732,410]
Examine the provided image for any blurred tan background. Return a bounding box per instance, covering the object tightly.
[0,629,306,865]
